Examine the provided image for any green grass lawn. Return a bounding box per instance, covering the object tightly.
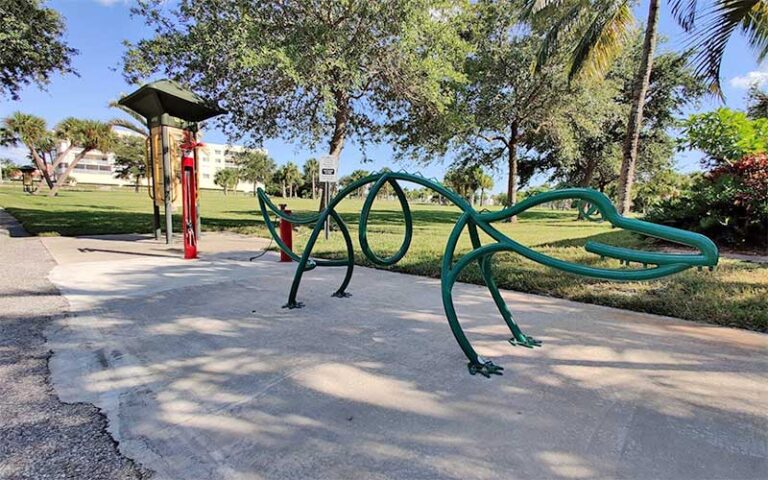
[2,182,766,332]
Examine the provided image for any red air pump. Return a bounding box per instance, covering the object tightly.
[180,132,201,259]
[279,204,293,262]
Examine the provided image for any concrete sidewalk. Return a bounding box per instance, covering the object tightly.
[44,236,767,479]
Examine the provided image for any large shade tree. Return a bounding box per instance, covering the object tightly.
[528,0,768,213]
[534,42,706,196]
[236,150,276,196]
[112,134,147,192]
[214,167,239,195]
[392,0,573,221]
[123,0,470,209]
[0,0,77,100]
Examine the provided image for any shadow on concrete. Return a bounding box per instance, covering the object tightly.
[47,255,768,479]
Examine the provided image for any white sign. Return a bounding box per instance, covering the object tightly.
[319,155,339,183]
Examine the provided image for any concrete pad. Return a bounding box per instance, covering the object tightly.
[45,238,768,479]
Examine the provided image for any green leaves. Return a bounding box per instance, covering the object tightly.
[112,134,147,184]
[2,112,47,148]
[682,0,767,95]
[124,0,470,154]
[236,150,275,187]
[0,0,77,100]
[681,108,768,164]
[55,118,115,152]
[214,167,239,194]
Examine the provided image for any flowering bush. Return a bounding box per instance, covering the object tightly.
[647,154,768,248]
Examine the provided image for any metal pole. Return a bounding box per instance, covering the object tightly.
[153,204,161,240]
[192,128,201,242]
[148,122,161,240]
[324,181,330,240]
[161,124,173,245]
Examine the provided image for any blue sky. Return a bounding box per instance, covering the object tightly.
[1,0,765,193]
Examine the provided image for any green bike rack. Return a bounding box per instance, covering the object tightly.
[577,199,603,221]
[258,171,719,378]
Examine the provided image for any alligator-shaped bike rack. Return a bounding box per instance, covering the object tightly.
[258,171,719,378]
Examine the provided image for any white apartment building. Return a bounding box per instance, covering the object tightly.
[53,129,265,193]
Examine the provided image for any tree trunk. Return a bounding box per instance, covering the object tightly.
[134,177,140,193]
[311,174,316,200]
[281,180,286,198]
[618,0,659,214]
[577,158,598,220]
[49,149,90,196]
[319,90,350,211]
[579,157,597,188]
[29,147,54,189]
[506,123,519,223]
[50,145,74,172]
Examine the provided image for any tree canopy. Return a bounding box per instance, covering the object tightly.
[392,0,575,219]
[0,0,77,100]
[236,150,275,195]
[681,108,768,165]
[112,134,147,192]
[124,0,470,206]
[214,167,239,195]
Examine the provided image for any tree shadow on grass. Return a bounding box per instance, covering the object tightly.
[236,206,578,228]
[5,207,159,236]
[4,207,270,237]
[533,229,647,249]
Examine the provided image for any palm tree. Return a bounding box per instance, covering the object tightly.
[236,150,275,196]
[49,119,115,196]
[303,158,319,199]
[529,0,768,213]
[747,86,768,119]
[2,112,55,189]
[108,100,149,136]
[214,167,240,195]
[283,161,302,197]
[478,172,494,206]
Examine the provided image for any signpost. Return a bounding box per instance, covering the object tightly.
[318,155,339,239]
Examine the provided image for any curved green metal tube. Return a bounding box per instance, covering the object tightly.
[577,199,603,221]
[359,176,413,266]
[257,172,719,377]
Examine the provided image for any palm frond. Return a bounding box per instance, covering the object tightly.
[685,0,763,96]
[568,0,635,80]
[534,3,585,73]
[740,0,768,60]
[670,0,700,31]
[108,118,149,137]
[108,100,148,125]
[522,0,570,20]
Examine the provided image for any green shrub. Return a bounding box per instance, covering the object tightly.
[647,154,768,248]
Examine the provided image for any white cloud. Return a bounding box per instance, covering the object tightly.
[94,0,126,5]
[730,64,768,89]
